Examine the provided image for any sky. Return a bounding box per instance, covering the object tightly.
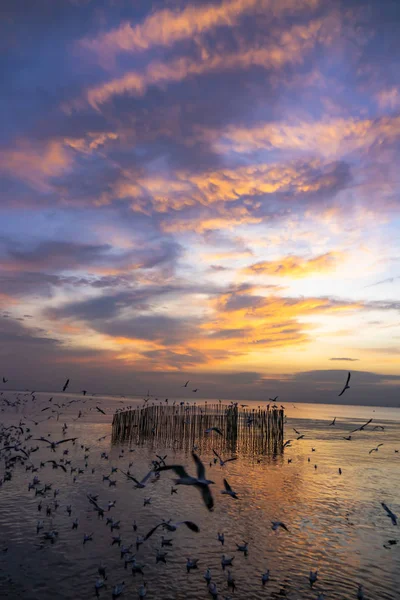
[1,0,400,404]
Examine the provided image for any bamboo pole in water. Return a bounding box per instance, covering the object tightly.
[112,402,284,456]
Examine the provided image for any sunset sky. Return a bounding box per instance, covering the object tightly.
[1,0,400,403]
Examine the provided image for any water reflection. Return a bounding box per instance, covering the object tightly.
[0,394,399,599]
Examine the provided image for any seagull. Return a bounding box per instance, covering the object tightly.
[137,583,147,598]
[2,377,7,383]
[120,469,154,489]
[283,440,292,448]
[309,570,318,587]
[382,502,398,525]
[293,428,301,435]
[236,541,248,553]
[343,435,352,441]
[62,378,70,392]
[144,520,199,540]
[271,521,289,532]
[329,417,336,426]
[221,555,234,569]
[221,479,239,499]
[111,582,125,598]
[192,389,198,393]
[182,381,190,387]
[204,568,212,583]
[357,584,364,600]
[338,372,351,396]
[217,532,225,545]
[95,406,106,415]
[269,396,278,401]
[212,449,237,467]
[369,444,383,454]
[296,435,305,440]
[156,452,214,510]
[33,437,77,452]
[262,570,270,585]
[186,558,199,573]
[205,427,223,436]
[350,419,373,433]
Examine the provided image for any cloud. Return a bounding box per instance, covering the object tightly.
[329,357,359,361]
[81,18,325,110]
[0,141,73,191]
[205,115,400,158]
[81,0,321,62]
[0,239,182,275]
[244,251,343,277]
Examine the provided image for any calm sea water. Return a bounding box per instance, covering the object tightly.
[0,392,399,599]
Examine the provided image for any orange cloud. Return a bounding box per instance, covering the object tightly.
[206,115,400,157]
[0,140,72,191]
[244,252,343,277]
[81,0,320,61]
[82,19,324,109]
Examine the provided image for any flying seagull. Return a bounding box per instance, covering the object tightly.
[144,520,199,541]
[205,427,223,436]
[182,381,189,387]
[350,419,373,434]
[338,372,351,396]
[33,437,77,452]
[381,503,397,525]
[221,479,239,499]
[95,406,106,415]
[329,417,336,426]
[369,444,383,454]
[62,378,70,392]
[156,452,214,510]
[212,449,237,467]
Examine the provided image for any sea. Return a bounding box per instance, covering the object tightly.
[0,392,399,600]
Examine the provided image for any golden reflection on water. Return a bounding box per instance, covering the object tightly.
[0,394,399,599]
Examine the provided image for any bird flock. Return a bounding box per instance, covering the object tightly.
[0,371,398,599]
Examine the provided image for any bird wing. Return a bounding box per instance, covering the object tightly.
[223,478,232,492]
[156,465,189,478]
[55,438,77,445]
[96,406,106,415]
[224,457,237,463]
[199,484,214,511]
[119,469,136,481]
[377,443,384,448]
[33,438,52,446]
[346,371,351,386]
[140,471,154,485]
[144,523,162,541]
[212,449,221,460]
[192,452,206,480]
[179,521,200,533]
[382,503,392,516]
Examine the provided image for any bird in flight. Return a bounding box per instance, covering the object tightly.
[205,427,223,436]
[381,502,397,525]
[212,449,237,467]
[369,444,383,454]
[192,389,198,392]
[156,452,214,511]
[62,378,70,392]
[269,396,278,401]
[144,520,199,541]
[2,377,7,383]
[221,478,239,499]
[338,372,351,396]
[329,417,336,426]
[182,381,189,387]
[350,419,373,434]
[33,437,77,452]
[95,406,106,415]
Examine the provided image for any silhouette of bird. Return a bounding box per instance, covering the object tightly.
[338,372,351,396]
